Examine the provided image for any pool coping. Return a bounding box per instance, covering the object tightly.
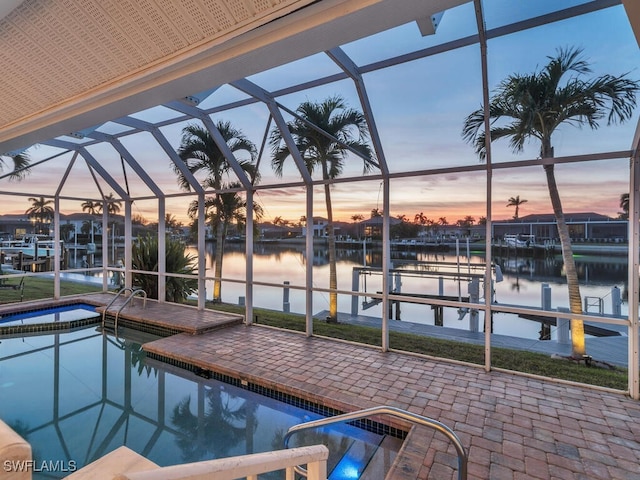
[0,293,243,337]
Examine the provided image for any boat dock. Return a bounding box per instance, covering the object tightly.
[314,309,631,367]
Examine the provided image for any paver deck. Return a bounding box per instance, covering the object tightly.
[90,293,243,334]
[144,322,640,480]
[2,296,639,479]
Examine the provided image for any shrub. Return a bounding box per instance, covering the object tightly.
[131,235,198,303]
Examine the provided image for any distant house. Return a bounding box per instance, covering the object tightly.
[360,216,402,239]
[491,212,627,242]
[0,213,36,240]
[302,217,329,238]
[259,223,294,239]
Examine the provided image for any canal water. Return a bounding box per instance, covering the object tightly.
[187,242,629,341]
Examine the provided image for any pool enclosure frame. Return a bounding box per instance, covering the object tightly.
[1,0,639,399]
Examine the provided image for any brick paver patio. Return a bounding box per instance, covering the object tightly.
[144,323,640,480]
[7,295,637,479]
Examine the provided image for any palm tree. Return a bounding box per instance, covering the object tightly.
[351,214,365,239]
[25,196,54,234]
[59,223,75,242]
[463,46,639,358]
[189,182,263,296]
[98,193,123,242]
[81,200,100,215]
[270,96,374,322]
[0,153,30,180]
[165,213,180,229]
[176,122,258,303]
[506,196,528,219]
[98,192,122,216]
[414,212,427,225]
[619,193,629,220]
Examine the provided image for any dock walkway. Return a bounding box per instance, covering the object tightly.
[314,310,631,367]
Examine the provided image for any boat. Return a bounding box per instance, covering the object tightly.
[503,234,536,248]
[0,235,63,261]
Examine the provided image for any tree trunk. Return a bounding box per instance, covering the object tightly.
[324,181,338,323]
[213,210,224,303]
[543,163,585,357]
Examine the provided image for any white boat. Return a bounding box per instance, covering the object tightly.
[0,235,62,259]
[503,234,536,248]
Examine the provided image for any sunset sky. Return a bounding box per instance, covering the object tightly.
[1,1,638,226]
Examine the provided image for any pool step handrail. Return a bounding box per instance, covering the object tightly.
[283,405,468,480]
[102,287,147,332]
[114,289,147,332]
[102,287,135,328]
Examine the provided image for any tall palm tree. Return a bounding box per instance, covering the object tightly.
[463,46,639,358]
[176,122,258,303]
[81,200,100,215]
[25,196,54,234]
[98,193,123,241]
[506,195,528,219]
[188,182,263,299]
[270,96,374,322]
[0,153,30,180]
[98,193,122,216]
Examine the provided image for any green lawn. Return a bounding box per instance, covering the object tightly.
[0,275,103,304]
[207,302,629,391]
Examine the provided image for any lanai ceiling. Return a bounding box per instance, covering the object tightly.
[0,0,466,155]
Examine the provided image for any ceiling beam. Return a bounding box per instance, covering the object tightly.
[0,0,465,154]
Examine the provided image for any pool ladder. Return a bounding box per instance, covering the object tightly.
[284,405,468,479]
[102,286,147,333]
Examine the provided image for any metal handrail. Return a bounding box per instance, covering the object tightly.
[102,287,135,328]
[284,405,468,480]
[114,288,147,333]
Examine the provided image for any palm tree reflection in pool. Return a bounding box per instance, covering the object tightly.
[171,386,257,463]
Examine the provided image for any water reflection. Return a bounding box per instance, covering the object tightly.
[0,329,367,478]
[187,242,629,339]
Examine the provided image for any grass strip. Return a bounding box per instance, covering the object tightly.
[207,302,628,391]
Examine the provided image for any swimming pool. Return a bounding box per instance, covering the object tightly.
[0,303,99,327]
[0,326,402,478]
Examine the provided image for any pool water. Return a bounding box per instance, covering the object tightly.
[0,304,99,326]
[0,327,401,478]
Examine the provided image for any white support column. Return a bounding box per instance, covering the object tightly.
[158,198,166,303]
[474,0,493,372]
[54,197,61,299]
[124,200,132,289]
[245,189,254,325]
[102,208,109,291]
[628,151,639,399]
[198,193,206,310]
[381,178,390,351]
[305,187,314,336]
